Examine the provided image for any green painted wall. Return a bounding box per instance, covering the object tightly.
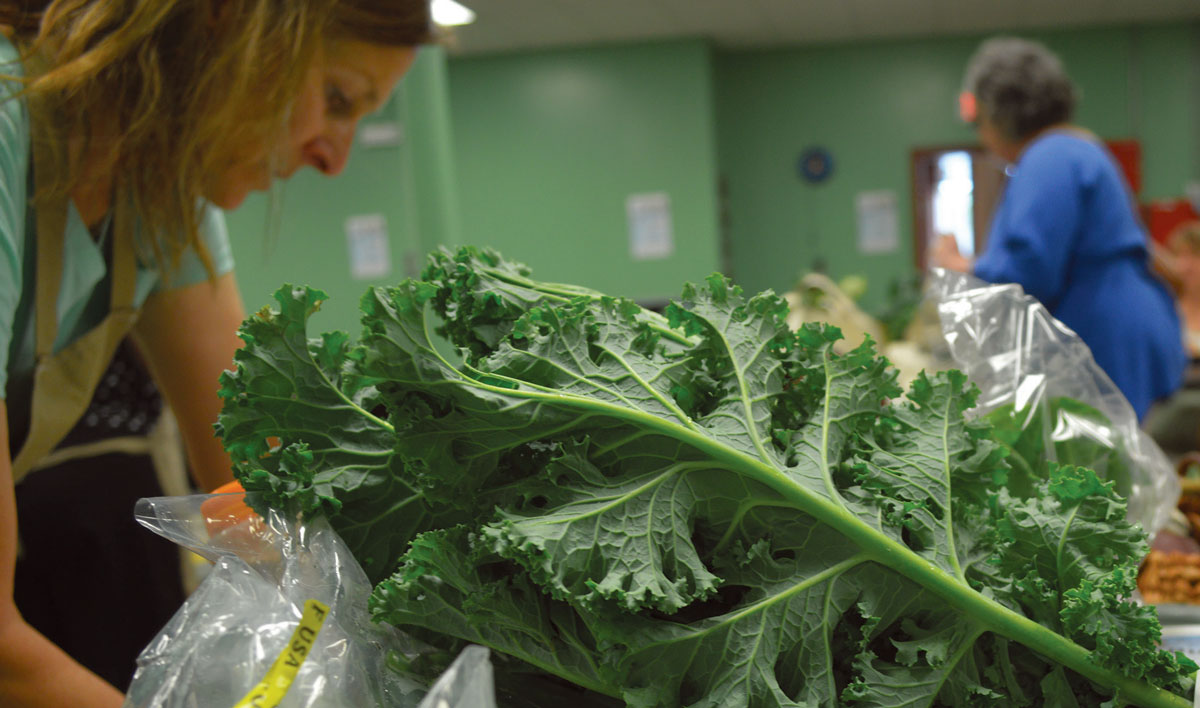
[224,24,1198,330]
[714,23,1200,314]
[224,47,459,336]
[716,34,977,312]
[402,45,463,254]
[446,39,722,304]
[1136,24,1200,200]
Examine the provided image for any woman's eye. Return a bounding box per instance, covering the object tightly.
[325,83,354,117]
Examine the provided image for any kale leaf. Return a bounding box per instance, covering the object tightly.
[218,247,1196,707]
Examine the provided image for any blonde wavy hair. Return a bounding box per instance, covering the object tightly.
[0,0,432,276]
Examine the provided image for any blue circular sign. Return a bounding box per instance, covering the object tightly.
[797,147,834,183]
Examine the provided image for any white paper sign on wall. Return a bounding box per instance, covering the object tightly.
[855,190,899,255]
[345,214,392,280]
[627,192,674,261]
[358,122,404,148]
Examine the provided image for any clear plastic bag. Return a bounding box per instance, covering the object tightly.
[417,646,496,708]
[122,493,496,708]
[928,269,1180,534]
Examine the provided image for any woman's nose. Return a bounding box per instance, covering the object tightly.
[302,129,353,176]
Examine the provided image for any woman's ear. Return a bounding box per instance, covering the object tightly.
[958,92,977,124]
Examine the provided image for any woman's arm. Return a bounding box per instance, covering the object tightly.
[0,401,125,708]
[132,271,246,492]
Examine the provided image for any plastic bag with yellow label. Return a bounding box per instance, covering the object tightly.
[122,491,495,708]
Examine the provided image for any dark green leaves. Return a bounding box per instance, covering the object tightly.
[219,247,1196,708]
[370,526,613,697]
[481,439,722,613]
[994,466,1194,688]
[984,397,1131,500]
[216,285,440,582]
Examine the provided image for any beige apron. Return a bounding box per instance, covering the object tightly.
[10,132,139,482]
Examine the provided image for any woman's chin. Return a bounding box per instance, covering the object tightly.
[205,185,252,211]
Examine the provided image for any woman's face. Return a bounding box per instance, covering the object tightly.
[206,39,418,210]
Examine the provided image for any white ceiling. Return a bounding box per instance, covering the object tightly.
[446,0,1200,56]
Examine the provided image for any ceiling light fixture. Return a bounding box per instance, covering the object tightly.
[431,0,476,26]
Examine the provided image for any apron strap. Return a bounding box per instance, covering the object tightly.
[30,138,139,362]
[31,125,66,361]
[108,196,137,309]
[14,117,142,481]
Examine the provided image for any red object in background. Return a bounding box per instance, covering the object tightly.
[1105,139,1142,195]
[1097,138,1199,245]
[1144,199,1200,245]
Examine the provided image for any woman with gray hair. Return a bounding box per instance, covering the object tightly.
[934,36,1184,420]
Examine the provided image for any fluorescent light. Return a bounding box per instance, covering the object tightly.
[431,0,475,26]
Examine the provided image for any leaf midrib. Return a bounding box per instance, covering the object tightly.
[378,295,1188,707]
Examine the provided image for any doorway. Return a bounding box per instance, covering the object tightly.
[911,146,1008,269]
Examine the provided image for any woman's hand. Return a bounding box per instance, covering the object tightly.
[930,233,973,273]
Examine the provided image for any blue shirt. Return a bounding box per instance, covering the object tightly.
[974,131,1184,419]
